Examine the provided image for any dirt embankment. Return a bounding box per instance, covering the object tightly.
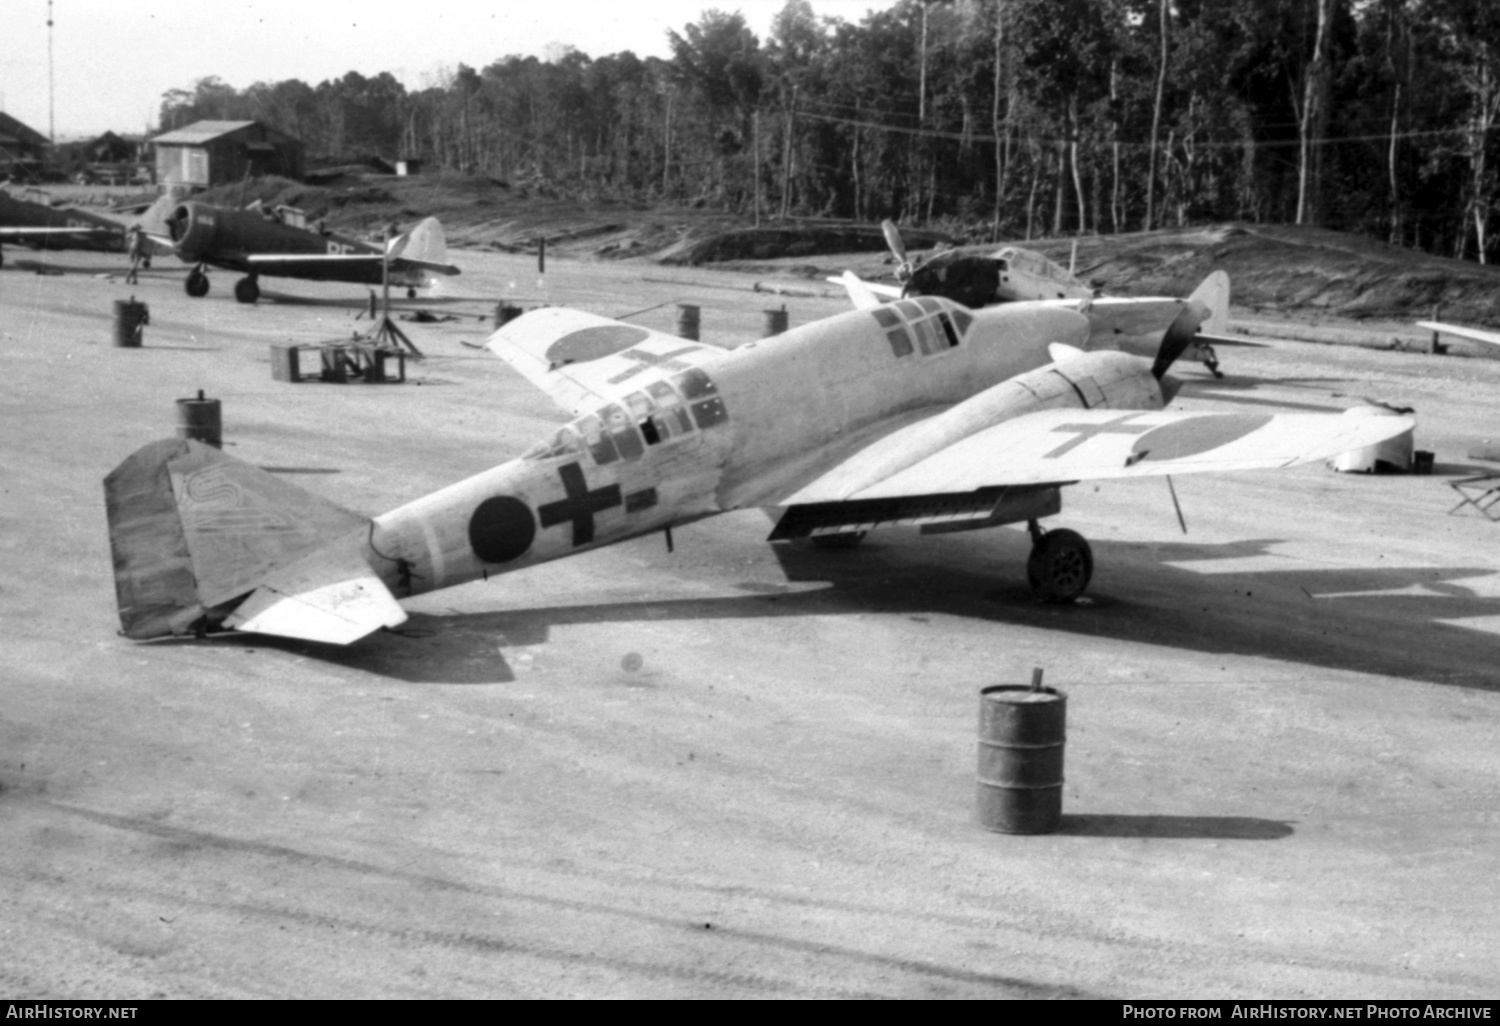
[45,172,1500,326]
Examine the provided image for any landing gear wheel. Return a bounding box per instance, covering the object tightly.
[812,531,866,550]
[1026,527,1093,603]
[185,269,209,297]
[234,276,260,304]
[406,287,417,299]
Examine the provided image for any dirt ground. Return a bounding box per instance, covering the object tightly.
[1,243,1499,999]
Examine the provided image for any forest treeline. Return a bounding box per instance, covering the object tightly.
[157,0,1500,263]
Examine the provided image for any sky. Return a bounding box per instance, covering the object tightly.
[2,0,897,141]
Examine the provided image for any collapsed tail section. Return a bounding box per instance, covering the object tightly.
[104,438,405,643]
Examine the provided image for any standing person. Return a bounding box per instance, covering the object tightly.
[125,225,145,284]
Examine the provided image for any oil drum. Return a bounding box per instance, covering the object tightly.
[113,299,148,348]
[976,684,1066,834]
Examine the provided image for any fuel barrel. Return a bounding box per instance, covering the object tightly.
[676,303,700,341]
[976,684,1066,834]
[113,299,148,347]
[175,391,222,449]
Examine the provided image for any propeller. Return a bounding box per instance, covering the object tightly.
[881,219,915,283]
[1150,301,1212,405]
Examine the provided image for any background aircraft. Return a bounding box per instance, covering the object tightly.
[0,186,127,266]
[152,199,460,302]
[105,280,1410,646]
[837,220,1253,376]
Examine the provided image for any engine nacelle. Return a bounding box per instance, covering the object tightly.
[166,202,220,262]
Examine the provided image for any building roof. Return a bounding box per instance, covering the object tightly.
[151,120,260,145]
[0,112,49,148]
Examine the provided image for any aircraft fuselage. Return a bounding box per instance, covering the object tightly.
[358,299,1151,600]
[167,200,429,287]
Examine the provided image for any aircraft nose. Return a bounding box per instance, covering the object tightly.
[167,206,190,243]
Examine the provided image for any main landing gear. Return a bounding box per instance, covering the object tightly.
[1026,520,1093,603]
[185,265,209,297]
[234,275,260,304]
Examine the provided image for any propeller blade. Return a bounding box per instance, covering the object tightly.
[1151,303,1206,381]
[881,219,914,282]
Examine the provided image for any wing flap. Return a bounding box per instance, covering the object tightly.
[848,409,1417,499]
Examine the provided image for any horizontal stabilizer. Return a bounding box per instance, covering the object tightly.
[224,536,406,645]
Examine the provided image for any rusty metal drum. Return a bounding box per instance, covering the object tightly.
[113,299,148,347]
[976,685,1066,834]
[175,391,222,449]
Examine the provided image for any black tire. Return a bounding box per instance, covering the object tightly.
[1026,528,1093,602]
[811,531,866,550]
[234,276,260,304]
[406,287,417,299]
[185,271,209,298]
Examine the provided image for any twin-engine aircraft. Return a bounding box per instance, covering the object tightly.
[105,278,1412,646]
[0,186,127,266]
[152,200,460,303]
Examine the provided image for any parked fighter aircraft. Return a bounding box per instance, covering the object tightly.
[152,199,460,302]
[0,186,126,266]
[105,280,1411,645]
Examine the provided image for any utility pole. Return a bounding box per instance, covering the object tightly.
[48,0,56,145]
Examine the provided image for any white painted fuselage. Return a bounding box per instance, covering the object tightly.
[360,298,1136,599]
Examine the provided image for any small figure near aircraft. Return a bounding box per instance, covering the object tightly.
[0,186,128,267]
[107,276,1411,646]
[151,199,460,303]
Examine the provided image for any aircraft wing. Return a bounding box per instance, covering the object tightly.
[1417,320,1500,348]
[487,306,723,415]
[0,226,118,238]
[241,252,459,276]
[782,408,1415,505]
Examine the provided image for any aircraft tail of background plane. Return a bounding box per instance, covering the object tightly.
[104,438,405,642]
[390,216,452,271]
[1188,270,1231,340]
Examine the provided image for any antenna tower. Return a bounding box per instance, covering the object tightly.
[48,0,56,144]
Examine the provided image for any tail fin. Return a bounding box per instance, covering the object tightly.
[391,217,459,275]
[104,439,403,643]
[1188,270,1230,338]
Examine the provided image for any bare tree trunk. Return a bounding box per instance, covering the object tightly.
[1025,141,1041,240]
[1069,96,1086,235]
[1110,57,1121,234]
[992,0,1006,231]
[1053,137,1067,236]
[1145,0,1168,231]
[1296,0,1334,226]
[1388,82,1402,245]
